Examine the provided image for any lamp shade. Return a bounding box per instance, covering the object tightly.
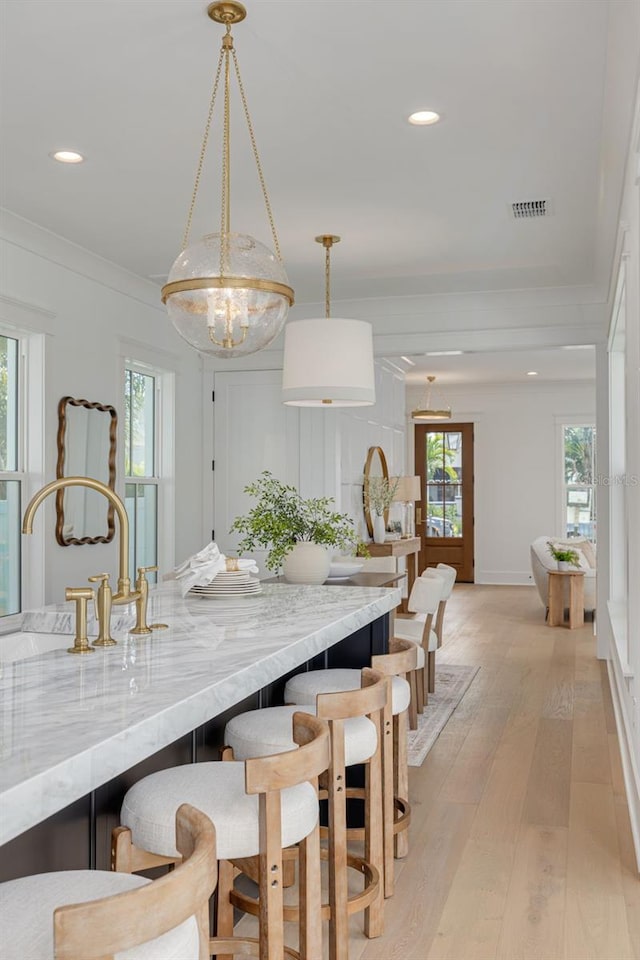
[282,318,375,406]
[392,476,421,502]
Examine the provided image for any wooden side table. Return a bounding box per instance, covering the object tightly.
[366,537,421,614]
[548,570,585,629]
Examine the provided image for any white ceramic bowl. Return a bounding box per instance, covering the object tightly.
[327,559,364,580]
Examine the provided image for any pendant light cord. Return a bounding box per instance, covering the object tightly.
[325,242,331,319]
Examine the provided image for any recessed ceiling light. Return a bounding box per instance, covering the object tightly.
[400,356,416,366]
[561,344,593,350]
[50,150,84,164]
[527,371,538,376]
[408,110,440,126]
[425,350,463,356]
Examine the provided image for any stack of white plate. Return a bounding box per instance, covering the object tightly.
[189,569,262,599]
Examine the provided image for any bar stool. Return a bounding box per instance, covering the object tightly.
[224,668,386,960]
[421,563,457,647]
[283,659,413,881]
[112,712,330,960]
[0,803,216,960]
[393,575,443,708]
[370,638,419,868]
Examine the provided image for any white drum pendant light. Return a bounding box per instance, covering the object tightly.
[161,2,294,359]
[282,235,375,407]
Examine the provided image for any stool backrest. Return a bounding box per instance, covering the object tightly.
[434,563,457,597]
[54,804,216,960]
[315,667,387,720]
[244,712,330,795]
[408,575,443,615]
[371,638,418,678]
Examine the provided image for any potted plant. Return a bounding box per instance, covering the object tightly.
[547,541,581,572]
[230,472,358,584]
[365,475,399,543]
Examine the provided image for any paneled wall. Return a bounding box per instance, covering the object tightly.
[213,362,405,571]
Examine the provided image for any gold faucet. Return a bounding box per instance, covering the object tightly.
[88,573,117,646]
[130,566,168,635]
[22,477,143,647]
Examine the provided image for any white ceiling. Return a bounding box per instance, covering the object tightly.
[396,346,596,385]
[1,0,636,308]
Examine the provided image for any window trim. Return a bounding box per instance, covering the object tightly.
[0,322,45,630]
[555,417,597,542]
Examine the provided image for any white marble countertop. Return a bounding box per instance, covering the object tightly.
[0,582,399,846]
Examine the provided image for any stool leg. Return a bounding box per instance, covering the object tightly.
[381,692,395,898]
[364,712,385,938]
[428,651,436,694]
[215,859,235,960]
[299,819,322,960]
[327,719,349,960]
[394,710,410,859]
[259,792,285,960]
[417,665,427,706]
[408,672,419,730]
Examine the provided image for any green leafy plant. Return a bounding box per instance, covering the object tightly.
[365,476,399,517]
[547,541,581,567]
[230,472,358,572]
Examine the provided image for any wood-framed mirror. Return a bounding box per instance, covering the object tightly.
[363,445,390,537]
[55,396,118,546]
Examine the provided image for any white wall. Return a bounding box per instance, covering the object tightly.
[405,380,596,585]
[212,362,405,571]
[1,212,207,605]
[600,71,640,870]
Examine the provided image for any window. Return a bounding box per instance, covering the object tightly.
[562,424,596,541]
[0,334,21,616]
[124,368,159,583]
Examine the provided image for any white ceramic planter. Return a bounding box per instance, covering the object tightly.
[282,542,331,585]
[557,560,573,571]
[373,514,386,544]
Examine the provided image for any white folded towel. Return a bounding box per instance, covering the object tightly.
[174,542,259,597]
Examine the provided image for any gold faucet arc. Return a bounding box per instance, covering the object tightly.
[22,477,138,604]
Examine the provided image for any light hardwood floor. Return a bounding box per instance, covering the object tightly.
[235,585,640,960]
[354,584,640,960]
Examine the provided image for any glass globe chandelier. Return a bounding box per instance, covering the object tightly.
[282,235,375,406]
[161,2,294,358]
[412,376,452,420]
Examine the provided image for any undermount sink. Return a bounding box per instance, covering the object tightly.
[0,632,73,663]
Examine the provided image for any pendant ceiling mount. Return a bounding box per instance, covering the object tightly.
[162,1,293,359]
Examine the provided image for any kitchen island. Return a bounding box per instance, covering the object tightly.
[0,581,399,879]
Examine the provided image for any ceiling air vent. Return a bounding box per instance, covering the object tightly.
[511,199,553,219]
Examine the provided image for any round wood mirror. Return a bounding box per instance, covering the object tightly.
[363,445,390,537]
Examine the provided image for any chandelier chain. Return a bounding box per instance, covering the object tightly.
[182,44,226,253]
[231,47,283,263]
[220,41,231,278]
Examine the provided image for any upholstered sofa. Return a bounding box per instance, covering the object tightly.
[530,536,596,613]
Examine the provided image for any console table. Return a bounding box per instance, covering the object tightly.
[548,569,585,629]
[366,537,421,613]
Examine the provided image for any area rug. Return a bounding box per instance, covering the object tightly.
[407,665,480,766]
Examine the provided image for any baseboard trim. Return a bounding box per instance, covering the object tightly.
[607,655,640,873]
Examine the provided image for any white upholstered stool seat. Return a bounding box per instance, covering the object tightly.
[285,667,411,717]
[0,871,199,960]
[393,618,438,667]
[226,703,377,765]
[121,761,317,861]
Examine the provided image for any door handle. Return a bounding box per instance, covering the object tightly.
[416,506,422,525]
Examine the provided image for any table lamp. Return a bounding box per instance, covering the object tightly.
[392,476,421,539]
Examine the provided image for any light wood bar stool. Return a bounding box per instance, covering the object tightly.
[421,563,457,647]
[112,713,330,960]
[283,664,412,891]
[224,668,386,960]
[371,638,419,869]
[393,575,443,711]
[0,803,216,960]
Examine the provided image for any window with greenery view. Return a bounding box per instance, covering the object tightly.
[0,334,21,616]
[563,425,596,541]
[425,430,463,537]
[124,368,158,583]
